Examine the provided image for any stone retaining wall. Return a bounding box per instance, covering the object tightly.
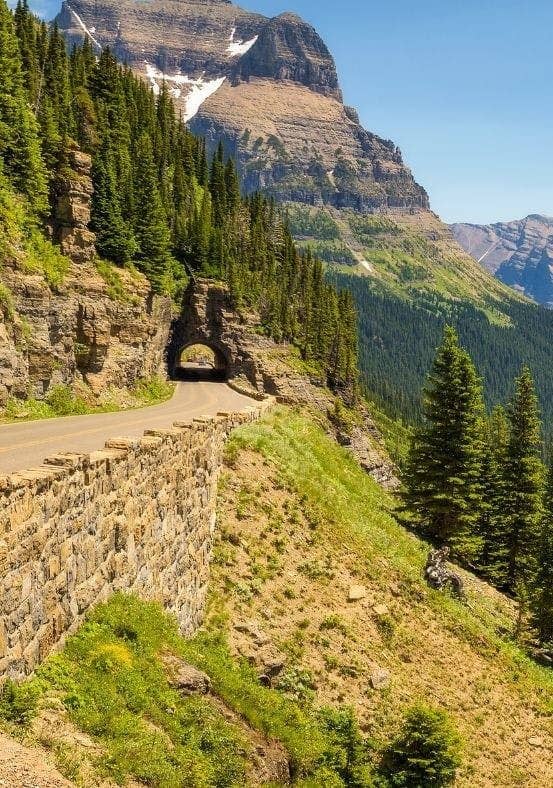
[0,399,273,678]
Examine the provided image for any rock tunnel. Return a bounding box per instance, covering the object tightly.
[166,280,264,390]
[173,341,229,381]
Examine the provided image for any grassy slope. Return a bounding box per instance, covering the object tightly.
[3,408,552,787]
[286,204,523,322]
[215,408,553,787]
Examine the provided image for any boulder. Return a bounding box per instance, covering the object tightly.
[169,663,211,695]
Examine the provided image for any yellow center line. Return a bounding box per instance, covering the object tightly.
[0,411,180,454]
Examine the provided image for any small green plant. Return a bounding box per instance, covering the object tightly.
[46,385,89,416]
[133,375,174,405]
[0,283,15,320]
[95,258,134,302]
[320,615,348,635]
[276,666,316,703]
[26,231,69,288]
[0,679,39,726]
[376,614,396,643]
[382,704,462,787]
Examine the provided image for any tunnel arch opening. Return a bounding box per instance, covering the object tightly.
[173,341,229,381]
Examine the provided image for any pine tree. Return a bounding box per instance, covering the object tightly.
[0,0,48,214]
[132,132,174,293]
[479,406,511,584]
[91,140,136,264]
[503,367,544,591]
[531,462,553,645]
[404,326,485,560]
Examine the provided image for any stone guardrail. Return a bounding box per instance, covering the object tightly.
[0,396,274,678]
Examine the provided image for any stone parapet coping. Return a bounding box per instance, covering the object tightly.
[0,396,275,502]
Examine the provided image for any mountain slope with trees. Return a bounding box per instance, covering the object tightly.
[1,0,358,396]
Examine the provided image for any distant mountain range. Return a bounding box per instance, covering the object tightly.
[451,215,553,307]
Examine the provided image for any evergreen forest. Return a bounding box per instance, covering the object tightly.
[0,0,357,390]
[328,271,553,440]
[404,326,553,649]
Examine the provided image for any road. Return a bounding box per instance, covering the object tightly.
[0,382,256,474]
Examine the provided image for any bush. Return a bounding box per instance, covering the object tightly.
[46,385,89,416]
[382,704,462,787]
[316,706,375,787]
[0,679,39,726]
[133,375,174,405]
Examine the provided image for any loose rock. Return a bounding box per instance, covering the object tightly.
[348,585,368,602]
[370,668,391,690]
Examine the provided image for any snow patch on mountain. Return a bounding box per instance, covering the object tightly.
[227,26,258,57]
[66,4,101,50]
[144,63,226,120]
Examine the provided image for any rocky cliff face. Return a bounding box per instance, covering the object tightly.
[0,150,172,407]
[55,0,429,212]
[0,260,172,406]
[451,215,553,306]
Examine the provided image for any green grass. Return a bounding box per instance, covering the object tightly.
[32,595,252,786]
[3,594,376,786]
[24,231,69,288]
[95,259,140,304]
[0,167,70,291]
[2,376,175,424]
[365,399,412,468]
[132,375,175,405]
[228,408,553,711]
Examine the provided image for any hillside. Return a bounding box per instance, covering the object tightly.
[451,215,553,306]
[3,407,553,786]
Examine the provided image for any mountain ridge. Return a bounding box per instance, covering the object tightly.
[451,214,553,306]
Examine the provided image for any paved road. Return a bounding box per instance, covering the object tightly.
[0,382,255,474]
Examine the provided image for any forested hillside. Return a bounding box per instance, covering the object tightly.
[328,270,553,437]
[0,0,357,390]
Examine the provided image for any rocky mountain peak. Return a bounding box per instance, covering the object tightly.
[451,215,553,306]
[55,0,428,212]
[232,11,342,100]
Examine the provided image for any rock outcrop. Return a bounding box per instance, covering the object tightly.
[0,142,172,406]
[52,147,96,264]
[55,0,429,212]
[0,260,171,405]
[451,215,553,306]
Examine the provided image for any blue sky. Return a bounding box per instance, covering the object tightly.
[25,0,553,224]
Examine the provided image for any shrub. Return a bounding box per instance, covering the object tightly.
[382,704,462,787]
[316,706,375,787]
[46,385,89,416]
[26,231,69,288]
[0,679,39,726]
[133,375,174,405]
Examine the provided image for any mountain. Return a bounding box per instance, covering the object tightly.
[451,215,553,306]
[55,0,429,211]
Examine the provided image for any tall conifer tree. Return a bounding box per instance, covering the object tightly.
[503,367,544,591]
[479,406,511,584]
[0,0,48,214]
[132,133,173,293]
[404,326,484,560]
